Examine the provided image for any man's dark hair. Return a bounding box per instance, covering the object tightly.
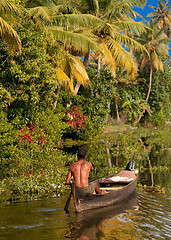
[77,149,87,160]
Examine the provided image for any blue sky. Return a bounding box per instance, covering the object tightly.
[133,0,171,57]
[134,0,159,21]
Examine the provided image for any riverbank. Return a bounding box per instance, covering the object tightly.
[103,120,171,135]
[0,125,170,204]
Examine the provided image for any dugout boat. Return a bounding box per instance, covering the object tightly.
[71,170,138,212]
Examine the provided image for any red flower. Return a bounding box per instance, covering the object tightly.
[21,134,33,143]
[65,106,88,129]
[72,106,78,111]
[29,124,35,133]
[20,129,26,133]
[38,136,45,147]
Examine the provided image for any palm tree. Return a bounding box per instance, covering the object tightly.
[0,0,21,53]
[53,52,90,107]
[23,0,149,99]
[18,1,96,98]
[51,1,148,91]
[147,0,171,38]
[134,19,170,125]
[99,0,146,20]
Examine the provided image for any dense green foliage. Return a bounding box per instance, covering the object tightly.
[0,0,170,202]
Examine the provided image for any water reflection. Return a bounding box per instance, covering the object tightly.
[0,189,170,240]
[71,192,138,240]
[70,189,171,240]
[138,191,171,240]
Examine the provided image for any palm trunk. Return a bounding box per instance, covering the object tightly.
[106,102,111,122]
[147,155,154,188]
[74,53,89,95]
[146,64,153,102]
[74,82,81,95]
[115,144,119,167]
[105,141,112,167]
[4,101,8,112]
[97,56,100,78]
[115,98,120,121]
[134,64,153,125]
[53,81,62,108]
[138,137,154,187]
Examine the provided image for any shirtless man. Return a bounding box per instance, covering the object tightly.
[66,149,102,194]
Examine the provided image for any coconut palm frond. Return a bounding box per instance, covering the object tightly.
[151,50,163,71]
[98,41,116,77]
[24,0,56,8]
[71,55,90,85]
[67,76,75,94]
[65,56,90,94]
[59,55,72,78]
[153,26,170,44]
[53,14,105,29]
[73,68,88,86]
[136,18,169,73]
[57,54,75,93]
[131,0,146,8]
[112,21,150,35]
[156,33,170,45]
[50,4,75,15]
[148,5,159,11]
[148,0,171,37]
[58,53,89,92]
[113,32,149,56]
[102,0,145,20]
[0,17,21,53]
[89,0,99,16]
[93,21,116,39]
[158,0,166,10]
[28,6,51,21]
[165,14,171,26]
[107,37,138,78]
[55,68,70,82]
[48,27,100,54]
[38,0,56,8]
[165,4,171,11]
[0,0,20,15]
[140,57,148,72]
[156,44,169,58]
[147,12,159,18]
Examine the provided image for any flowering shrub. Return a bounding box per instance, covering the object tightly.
[0,150,72,202]
[18,124,45,147]
[65,106,88,130]
[0,170,66,202]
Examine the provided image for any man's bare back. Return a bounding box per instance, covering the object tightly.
[66,149,105,194]
[66,159,93,187]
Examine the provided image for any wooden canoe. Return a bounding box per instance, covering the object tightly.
[71,170,138,212]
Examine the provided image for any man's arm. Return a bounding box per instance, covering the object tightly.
[66,169,72,185]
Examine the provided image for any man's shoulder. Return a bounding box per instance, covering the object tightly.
[82,161,92,167]
[86,161,92,165]
[70,160,92,167]
[70,162,77,167]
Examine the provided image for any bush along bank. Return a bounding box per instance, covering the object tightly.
[0,109,74,203]
[0,112,170,203]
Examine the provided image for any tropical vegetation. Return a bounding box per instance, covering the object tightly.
[0,0,170,202]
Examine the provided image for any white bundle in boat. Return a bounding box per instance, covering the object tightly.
[109,176,133,182]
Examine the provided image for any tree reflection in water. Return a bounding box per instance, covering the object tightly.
[70,192,138,240]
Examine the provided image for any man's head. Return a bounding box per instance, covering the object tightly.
[77,149,87,160]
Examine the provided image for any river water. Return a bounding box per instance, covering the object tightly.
[0,171,170,240]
